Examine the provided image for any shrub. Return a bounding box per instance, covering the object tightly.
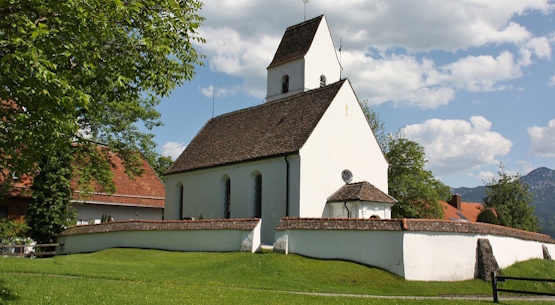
[476,209,499,225]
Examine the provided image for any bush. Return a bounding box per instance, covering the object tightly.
[0,218,30,242]
[477,209,499,225]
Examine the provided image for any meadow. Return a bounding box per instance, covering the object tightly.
[0,248,553,304]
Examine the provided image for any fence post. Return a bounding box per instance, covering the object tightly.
[491,271,499,303]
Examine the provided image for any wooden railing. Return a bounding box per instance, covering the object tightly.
[0,243,59,257]
[491,271,555,303]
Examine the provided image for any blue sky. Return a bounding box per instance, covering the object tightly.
[152,0,555,188]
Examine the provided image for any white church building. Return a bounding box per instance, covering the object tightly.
[165,15,396,244]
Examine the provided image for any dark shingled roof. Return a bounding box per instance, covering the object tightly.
[267,15,323,69]
[166,79,347,174]
[327,181,397,204]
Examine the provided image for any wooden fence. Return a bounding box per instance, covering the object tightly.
[0,243,59,257]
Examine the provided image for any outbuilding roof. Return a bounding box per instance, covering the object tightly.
[327,181,397,204]
[166,79,347,174]
[267,15,324,69]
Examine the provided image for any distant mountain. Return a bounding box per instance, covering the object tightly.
[452,167,555,238]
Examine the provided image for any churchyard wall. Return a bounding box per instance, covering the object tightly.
[274,218,555,281]
[57,219,261,255]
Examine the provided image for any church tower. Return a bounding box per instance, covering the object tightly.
[266,15,342,102]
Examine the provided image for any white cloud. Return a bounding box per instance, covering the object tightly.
[478,171,495,181]
[199,85,241,98]
[194,1,553,106]
[528,119,555,157]
[402,116,512,176]
[549,75,555,87]
[162,141,186,160]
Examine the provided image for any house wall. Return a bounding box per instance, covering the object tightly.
[72,203,163,225]
[0,197,29,220]
[328,201,392,219]
[165,156,298,244]
[266,59,305,101]
[298,81,388,217]
[57,219,261,254]
[304,16,341,90]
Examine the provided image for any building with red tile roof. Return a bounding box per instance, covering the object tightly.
[441,194,483,222]
[0,151,165,224]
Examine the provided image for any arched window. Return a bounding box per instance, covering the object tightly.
[175,183,184,220]
[281,75,289,93]
[252,172,262,218]
[320,75,326,87]
[222,175,231,219]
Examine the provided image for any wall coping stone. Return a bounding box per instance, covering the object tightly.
[59,219,261,236]
[275,217,554,244]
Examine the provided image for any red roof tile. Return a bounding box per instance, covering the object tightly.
[442,200,483,222]
[1,151,165,208]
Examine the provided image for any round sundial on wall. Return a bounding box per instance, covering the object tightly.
[341,169,353,184]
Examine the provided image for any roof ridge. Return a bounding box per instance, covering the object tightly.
[211,79,346,121]
[285,15,324,31]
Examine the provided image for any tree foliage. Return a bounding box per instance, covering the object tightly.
[476,208,499,225]
[483,165,539,232]
[1,0,203,238]
[144,153,173,183]
[360,101,386,150]
[0,0,204,185]
[386,137,451,219]
[27,148,75,243]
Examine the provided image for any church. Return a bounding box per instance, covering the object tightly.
[164,15,395,244]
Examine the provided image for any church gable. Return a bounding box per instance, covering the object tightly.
[166,80,347,175]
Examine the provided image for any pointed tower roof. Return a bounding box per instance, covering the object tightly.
[267,15,324,69]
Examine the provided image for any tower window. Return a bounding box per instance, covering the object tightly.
[282,75,289,93]
[320,75,326,87]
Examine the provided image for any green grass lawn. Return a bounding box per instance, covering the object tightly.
[0,248,553,304]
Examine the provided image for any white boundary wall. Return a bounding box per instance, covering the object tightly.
[274,218,554,281]
[57,219,261,255]
[402,232,554,281]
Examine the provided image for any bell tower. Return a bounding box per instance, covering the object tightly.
[266,15,341,102]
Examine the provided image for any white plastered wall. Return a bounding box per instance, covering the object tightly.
[327,201,393,219]
[73,204,162,224]
[57,227,260,255]
[304,16,341,89]
[164,157,298,244]
[266,59,305,102]
[402,232,552,281]
[298,81,388,217]
[284,229,405,277]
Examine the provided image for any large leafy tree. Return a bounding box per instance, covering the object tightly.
[1,0,204,237]
[0,0,203,182]
[361,105,450,219]
[483,165,539,232]
[386,137,451,219]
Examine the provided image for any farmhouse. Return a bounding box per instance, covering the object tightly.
[164,15,393,244]
[1,150,165,224]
